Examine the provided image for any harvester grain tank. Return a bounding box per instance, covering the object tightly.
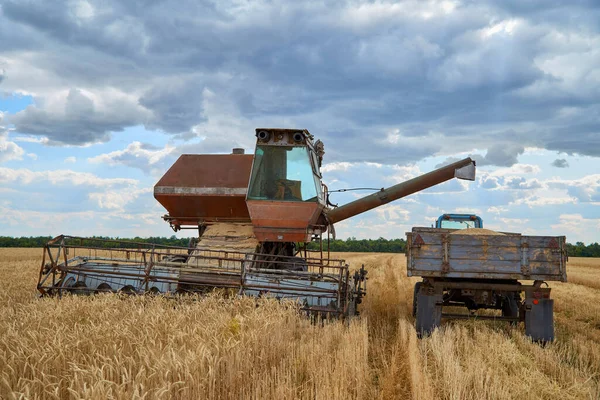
[38,128,476,318]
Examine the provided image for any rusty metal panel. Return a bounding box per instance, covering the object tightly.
[246,200,324,242]
[406,228,567,281]
[154,154,253,224]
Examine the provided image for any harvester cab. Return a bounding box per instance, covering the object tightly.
[246,129,327,244]
[37,128,477,319]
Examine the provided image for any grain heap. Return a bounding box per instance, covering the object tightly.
[187,223,259,268]
[449,228,505,236]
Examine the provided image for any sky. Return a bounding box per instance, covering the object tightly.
[0,0,599,243]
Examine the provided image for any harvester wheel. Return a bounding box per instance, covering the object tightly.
[164,255,188,263]
[96,283,113,293]
[61,277,76,294]
[71,281,90,296]
[119,285,137,295]
[148,287,161,295]
[289,256,308,271]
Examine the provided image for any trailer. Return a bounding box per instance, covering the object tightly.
[406,224,567,342]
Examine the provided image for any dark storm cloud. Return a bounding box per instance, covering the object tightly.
[551,158,569,168]
[9,88,147,145]
[1,0,599,158]
[139,77,206,133]
[434,142,524,168]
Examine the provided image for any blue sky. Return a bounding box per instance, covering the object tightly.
[0,0,599,243]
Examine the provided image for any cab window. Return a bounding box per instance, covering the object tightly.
[248,146,320,202]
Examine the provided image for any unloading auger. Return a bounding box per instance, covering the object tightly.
[38,128,476,317]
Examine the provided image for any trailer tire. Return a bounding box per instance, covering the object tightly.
[412,282,422,318]
[501,293,519,322]
[416,289,442,338]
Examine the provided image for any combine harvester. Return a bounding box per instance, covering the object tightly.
[38,128,476,318]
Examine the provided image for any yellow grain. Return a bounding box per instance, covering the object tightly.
[0,249,598,399]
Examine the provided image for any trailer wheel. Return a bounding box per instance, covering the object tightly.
[412,282,422,318]
[501,293,519,323]
[525,298,554,344]
[415,289,442,338]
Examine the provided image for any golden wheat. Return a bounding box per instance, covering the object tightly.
[0,249,598,399]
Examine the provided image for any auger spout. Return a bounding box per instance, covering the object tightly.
[325,157,476,224]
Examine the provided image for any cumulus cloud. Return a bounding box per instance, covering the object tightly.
[0,114,25,163]
[480,175,500,189]
[551,214,600,243]
[548,174,600,203]
[504,177,543,190]
[89,187,152,210]
[0,137,24,163]
[88,141,176,174]
[0,167,137,187]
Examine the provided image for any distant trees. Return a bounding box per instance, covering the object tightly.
[306,237,407,253]
[0,236,190,249]
[1,236,599,257]
[566,242,600,257]
[0,236,52,247]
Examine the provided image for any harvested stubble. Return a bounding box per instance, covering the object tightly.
[1,248,599,399]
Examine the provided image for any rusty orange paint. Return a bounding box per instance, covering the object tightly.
[154,154,253,226]
[246,199,324,242]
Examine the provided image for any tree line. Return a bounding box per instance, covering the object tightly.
[0,236,190,249]
[1,236,600,257]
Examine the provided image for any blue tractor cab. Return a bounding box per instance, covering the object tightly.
[435,213,483,229]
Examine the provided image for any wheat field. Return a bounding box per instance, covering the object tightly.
[0,248,598,399]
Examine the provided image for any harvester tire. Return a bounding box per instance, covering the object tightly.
[71,281,90,296]
[96,283,113,293]
[163,255,188,263]
[119,285,137,295]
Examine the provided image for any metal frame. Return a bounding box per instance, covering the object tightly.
[38,235,367,318]
[414,278,555,341]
